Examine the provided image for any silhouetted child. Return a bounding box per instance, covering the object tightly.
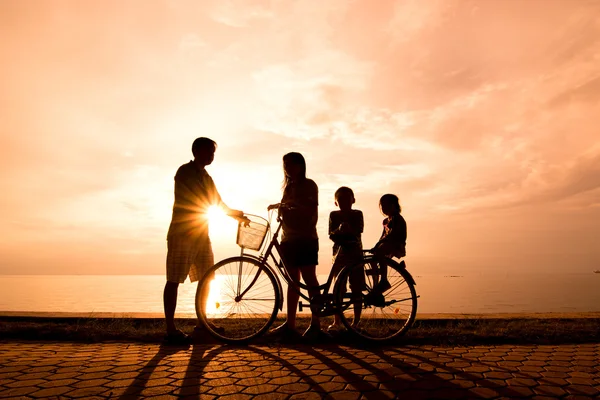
[371,194,407,294]
[328,186,365,331]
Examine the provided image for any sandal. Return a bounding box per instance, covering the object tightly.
[164,329,191,345]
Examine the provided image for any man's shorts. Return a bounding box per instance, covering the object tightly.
[166,234,214,283]
[280,238,319,268]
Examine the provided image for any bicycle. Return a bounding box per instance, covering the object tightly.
[195,208,419,344]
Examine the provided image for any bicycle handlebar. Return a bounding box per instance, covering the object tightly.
[267,202,300,211]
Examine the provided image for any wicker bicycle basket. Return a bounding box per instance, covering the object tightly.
[236,215,269,251]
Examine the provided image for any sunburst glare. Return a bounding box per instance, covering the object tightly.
[206,205,238,242]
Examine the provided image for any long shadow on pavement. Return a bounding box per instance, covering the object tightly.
[112,340,590,399]
[176,343,228,397]
[375,347,539,398]
[230,344,487,399]
[299,344,469,399]
[116,343,224,399]
[380,346,594,398]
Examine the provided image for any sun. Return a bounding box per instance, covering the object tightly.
[206,205,238,241]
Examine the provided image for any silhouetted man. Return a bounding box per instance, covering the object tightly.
[164,137,248,344]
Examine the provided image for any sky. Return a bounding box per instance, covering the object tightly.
[1,0,599,276]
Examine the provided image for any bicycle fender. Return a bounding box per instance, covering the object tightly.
[396,260,416,286]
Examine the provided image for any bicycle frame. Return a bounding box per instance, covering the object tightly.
[241,215,338,311]
[237,213,416,316]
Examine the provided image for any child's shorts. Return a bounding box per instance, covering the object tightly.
[166,234,214,283]
[377,242,406,259]
[280,238,319,268]
[332,249,365,292]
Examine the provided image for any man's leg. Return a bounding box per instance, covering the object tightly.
[164,281,180,334]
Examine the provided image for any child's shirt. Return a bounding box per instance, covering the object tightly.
[377,213,407,257]
[329,209,364,255]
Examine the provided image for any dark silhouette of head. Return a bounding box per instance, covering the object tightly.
[379,193,401,217]
[335,186,355,211]
[283,152,307,188]
[192,137,217,167]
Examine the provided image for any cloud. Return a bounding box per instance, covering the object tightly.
[547,75,600,108]
[250,52,374,140]
[544,147,600,203]
[387,0,455,43]
[178,33,207,51]
[3,0,600,274]
[209,0,274,28]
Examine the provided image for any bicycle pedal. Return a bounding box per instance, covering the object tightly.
[298,301,305,312]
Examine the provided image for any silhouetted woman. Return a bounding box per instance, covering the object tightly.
[268,152,324,339]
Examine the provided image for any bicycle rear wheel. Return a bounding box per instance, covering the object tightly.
[196,256,280,343]
[333,257,417,342]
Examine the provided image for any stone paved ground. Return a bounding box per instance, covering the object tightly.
[0,342,598,399]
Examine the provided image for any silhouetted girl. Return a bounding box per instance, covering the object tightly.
[268,152,323,339]
[372,193,407,293]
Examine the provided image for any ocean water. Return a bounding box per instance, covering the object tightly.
[1,272,599,316]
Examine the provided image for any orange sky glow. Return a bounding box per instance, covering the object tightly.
[1,0,599,276]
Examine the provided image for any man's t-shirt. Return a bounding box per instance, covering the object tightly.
[167,161,221,238]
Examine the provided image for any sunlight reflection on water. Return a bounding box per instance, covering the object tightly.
[0,273,599,315]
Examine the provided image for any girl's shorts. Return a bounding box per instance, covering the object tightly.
[280,238,319,268]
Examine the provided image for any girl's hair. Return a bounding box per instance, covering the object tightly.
[380,193,401,214]
[282,152,307,189]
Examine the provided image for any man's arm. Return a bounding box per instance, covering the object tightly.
[209,177,249,224]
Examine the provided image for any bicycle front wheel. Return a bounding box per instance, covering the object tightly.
[333,257,417,342]
[196,256,280,343]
